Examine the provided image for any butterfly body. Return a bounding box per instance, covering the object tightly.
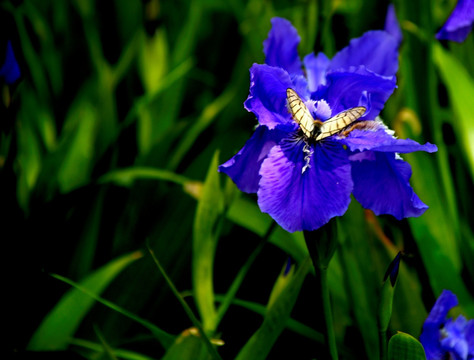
[286,88,367,142]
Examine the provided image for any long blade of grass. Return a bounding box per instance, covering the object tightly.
[192,152,223,332]
[27,251,172,350]
[215,222,276,327]
[70,338,156,360]
[235,256,312,360]
[42,270,175,350]
[98,167,190,187]
[433,42,474,179]
[147,244,223,360]
[167,85,236,170]
[121,58,194,130]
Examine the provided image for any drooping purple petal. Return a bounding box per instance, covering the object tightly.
[436,0,474,43]
[384,4,403,46]
[257,140,352,232]
[244,64,299,129]
[304,52,330,91]
[328,30,400,77]
[0,41,21,84]
[218,125,289,193]
[350,151,428,219]
[264,17,304,76]
[313,66,396,120]
[341,122,438,154]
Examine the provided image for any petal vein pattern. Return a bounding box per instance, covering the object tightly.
[258,142,352,232]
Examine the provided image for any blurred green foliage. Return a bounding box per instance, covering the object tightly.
[1,0,473,359]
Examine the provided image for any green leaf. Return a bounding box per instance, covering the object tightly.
[267,259,295,309]
[45,267,175,350]
[405,153,474,317]
[433,42,474,179]
[235,257,312,360]
[214,295,324,343]
[56,99,97,193]
[193,151,224,332]
[28,251,144,351]
[161,328,215,360]
[147,245,222,360]
[138,29,168,94]
[338,212,379,360]
[388,332,426,360]
[16,108,42,210]
[70,338,156,360]
[99,166,190,187]
[168,85,236,170]
[226,197,309,263]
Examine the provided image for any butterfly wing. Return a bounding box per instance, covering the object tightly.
[287,88,315,138]
[314,106,366,141]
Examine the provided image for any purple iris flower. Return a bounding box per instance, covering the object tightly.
[219,7,437,233]
[420,290,474,360]
[436,0,474,42]
[0,41,21,84]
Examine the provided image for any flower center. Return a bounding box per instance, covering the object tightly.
[306,99,332,121]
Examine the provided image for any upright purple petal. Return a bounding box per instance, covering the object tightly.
[0,41,21,84]
[314,66,396,120]
[304,52,330,91]
[328,31,400,77]
[350,152,428,219]
[441,316,470,360]
[264,17,303,76]
[436,0,474,42]
[257,140,352,232]
[384,4,403,46]
[244,64,295,129]
[219,125,288,193]
[420,290,459,360]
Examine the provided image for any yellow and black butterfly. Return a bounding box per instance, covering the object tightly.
[286,88,368,141]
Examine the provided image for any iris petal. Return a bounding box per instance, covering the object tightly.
[350,152,428,219]
[264,17,304,76]
[466,320,474,355]
[441,316,470,360]
[384,4,403,46]
[244,64,295,129]
[219,125,289,193]
[314,66,396,120]
[328,30,400,77]
[257,141,352,232]
[342,123,438,154]
[304,52,330,91]
[436,0,474,43]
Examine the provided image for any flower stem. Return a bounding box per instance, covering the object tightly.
[318,262,338,360]
[379,330,387,360]
[304,220,339,360]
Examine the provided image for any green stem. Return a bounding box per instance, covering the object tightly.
[304,220,339,360]
[317,263,338,360]
[379,330,387,360]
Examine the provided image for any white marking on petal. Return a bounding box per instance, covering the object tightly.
[302,142,313,174]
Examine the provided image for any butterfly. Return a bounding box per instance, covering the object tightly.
[286,88,368,141]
